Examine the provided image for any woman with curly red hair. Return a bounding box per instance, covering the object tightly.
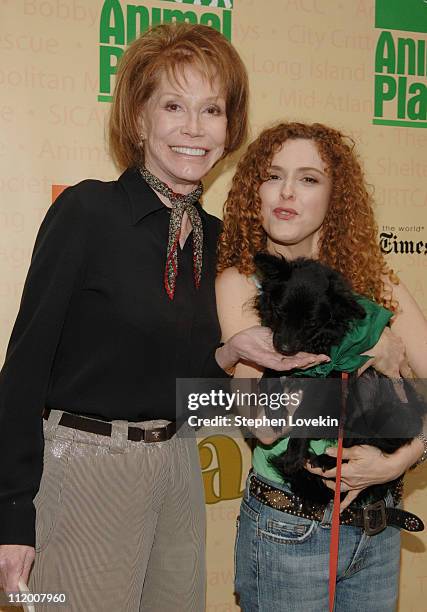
[216,122,427,611]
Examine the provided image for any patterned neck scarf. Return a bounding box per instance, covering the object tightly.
[139,165,204,300]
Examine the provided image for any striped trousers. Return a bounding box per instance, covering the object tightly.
[28,409,206,611]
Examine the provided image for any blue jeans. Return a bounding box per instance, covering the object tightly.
[234,471,401,612]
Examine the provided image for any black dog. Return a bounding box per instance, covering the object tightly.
[254,252,426,505]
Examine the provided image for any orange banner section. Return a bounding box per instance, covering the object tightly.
[51,184,68,203]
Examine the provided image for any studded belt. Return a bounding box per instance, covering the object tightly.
[249,473,424,535]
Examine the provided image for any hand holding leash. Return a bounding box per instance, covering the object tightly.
[305,442,423,511]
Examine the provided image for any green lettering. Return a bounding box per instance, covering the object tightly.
[397,38,416,75]
[99,45,123,95]
[127,6,150,44]
[374,74,396,117]
[397,76,407,119]
[407,82,427,120]
[151,7,162,27]
[223,10,232,41]
[175,0,229,5]
[99,0,125,45]
[200,12,221,34]
[417,40,426,77]
[375,31,396,74]
[163,9,197,24]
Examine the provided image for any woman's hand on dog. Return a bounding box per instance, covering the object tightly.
[304,442,422,511]
[218,326,330,373]
[360,327,412,379]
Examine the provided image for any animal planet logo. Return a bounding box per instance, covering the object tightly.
[98,0,233,103]
[374,0,427,128]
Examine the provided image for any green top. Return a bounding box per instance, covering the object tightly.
[253,295,393,485]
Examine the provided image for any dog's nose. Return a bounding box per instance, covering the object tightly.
[280,345,295,356]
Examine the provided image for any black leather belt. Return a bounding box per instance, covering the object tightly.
[43,408,176,443]
[249,474,424,535]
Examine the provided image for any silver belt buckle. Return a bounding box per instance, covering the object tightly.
[144,427,164,443]
[363,500,387,535]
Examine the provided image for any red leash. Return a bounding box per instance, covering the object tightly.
[328,372,349,612]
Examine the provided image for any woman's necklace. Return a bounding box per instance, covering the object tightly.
[139,165,204,300]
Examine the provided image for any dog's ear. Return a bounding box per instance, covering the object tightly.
[327,271,366,323]
[254,253,292,284]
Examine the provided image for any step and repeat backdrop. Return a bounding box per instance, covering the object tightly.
[1,1,426,610]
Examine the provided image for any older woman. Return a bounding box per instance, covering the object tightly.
[216,122,427,611]
[0,23,266,612]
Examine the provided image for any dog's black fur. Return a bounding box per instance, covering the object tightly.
[254,253,426,505]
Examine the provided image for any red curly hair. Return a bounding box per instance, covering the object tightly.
[217,122,398,310]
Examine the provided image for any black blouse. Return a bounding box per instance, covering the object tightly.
[0,167,225,546]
